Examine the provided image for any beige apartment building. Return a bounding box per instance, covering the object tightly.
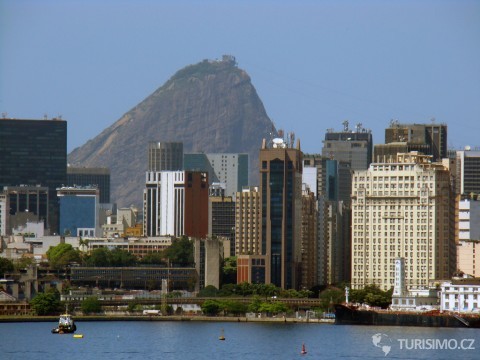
[351,152,455,291]
[235,186,261,255]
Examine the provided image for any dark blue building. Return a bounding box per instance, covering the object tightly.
[58,187,99,237]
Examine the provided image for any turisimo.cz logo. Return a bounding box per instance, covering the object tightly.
[397,338,475,351]
[372,333,475,356]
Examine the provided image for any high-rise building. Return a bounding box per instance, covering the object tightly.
[351,152,455,291]
[260,136,303,289]
[148,142,183,171]
[57,186,101,237]
[303,154,352,287]
[0,118,67,233]
[321,121,373,171]
[2,185,49,236]
[0,192,7,236]
[66,167,111,204]
[184,153,248,199]
[375,121,448,162]
[456,149,480,197]
[209,195,235,255]
[318,198,351,286]
[143,170,208,238]
[184,171,209,238]
[300,185,317,289]
[456,199,480,277]
[235,186,261,256]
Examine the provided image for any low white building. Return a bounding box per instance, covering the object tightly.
[440,278,480,313]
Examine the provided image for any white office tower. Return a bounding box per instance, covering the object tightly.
[144,171,185,237]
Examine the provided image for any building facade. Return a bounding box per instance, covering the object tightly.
[0,118,67,233]
[209,195,235,255]
[300,185,317,289]
[2,185,49,236]
[66,167,111,204]
[147,142,183,172]
[456,199,480,277]
[0,193,6,236]
[194,237,222,291]
[375,121,448,162]
[456,149,480,197]
[260,137,303,289]
[57,186,101,237]
[143,171,208,238]
[184,153,248,199]
[351,152,455,291]
[440,278,480,313]
[235,187,261,256]
[321,121,373,171]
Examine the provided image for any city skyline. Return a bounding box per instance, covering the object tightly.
[1,0,479,155]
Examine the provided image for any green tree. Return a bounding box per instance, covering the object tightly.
[108,248,137,266]
[30,288,61,315]
[218,283,235,296]
[140,252,166,266]
[85,247,111,266]
[221,256,237,284]
[198,285,218,297]
[46,243,80,270]
[350,285,393,309]
[222,300,247,316]
[175,306,183,315]
[81,297,102,314]
[247,296,263,313]
[318,287,345,311]
[236,282,253,297]
[258,301,288,315]
[259,283,278,300]
[201,299,221,316]
[127,300,141,313]
[0,258,14,277]
[14,257,35,271]
[164,236,193,266]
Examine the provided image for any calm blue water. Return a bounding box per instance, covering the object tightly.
[1,321,480,360]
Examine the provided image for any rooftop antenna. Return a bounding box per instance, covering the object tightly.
[44,113,48,120]
[390,118,399,127]
[355,123,362,133]
[342,120,349,132]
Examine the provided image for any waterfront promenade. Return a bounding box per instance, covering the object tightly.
[0,314,335,324]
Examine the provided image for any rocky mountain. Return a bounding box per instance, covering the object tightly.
[68,56,277,208]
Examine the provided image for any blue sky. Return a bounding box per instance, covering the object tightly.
[1,0,479,154]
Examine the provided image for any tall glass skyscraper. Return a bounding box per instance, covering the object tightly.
[0,118,67,233]
[259,137,303,289]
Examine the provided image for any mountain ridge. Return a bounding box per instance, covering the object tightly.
[68,56,277,207]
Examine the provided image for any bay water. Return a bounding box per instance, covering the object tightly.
[1,320,479,359]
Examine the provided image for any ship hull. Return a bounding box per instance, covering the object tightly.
[334,304,480,328]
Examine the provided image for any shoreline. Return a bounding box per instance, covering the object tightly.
[0,315,335,324]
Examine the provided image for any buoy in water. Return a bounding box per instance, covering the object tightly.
[73,334,84,338]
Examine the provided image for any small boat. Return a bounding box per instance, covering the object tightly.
[300,343,307,355]
[219,328,225,341]
[51,312,77,334]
